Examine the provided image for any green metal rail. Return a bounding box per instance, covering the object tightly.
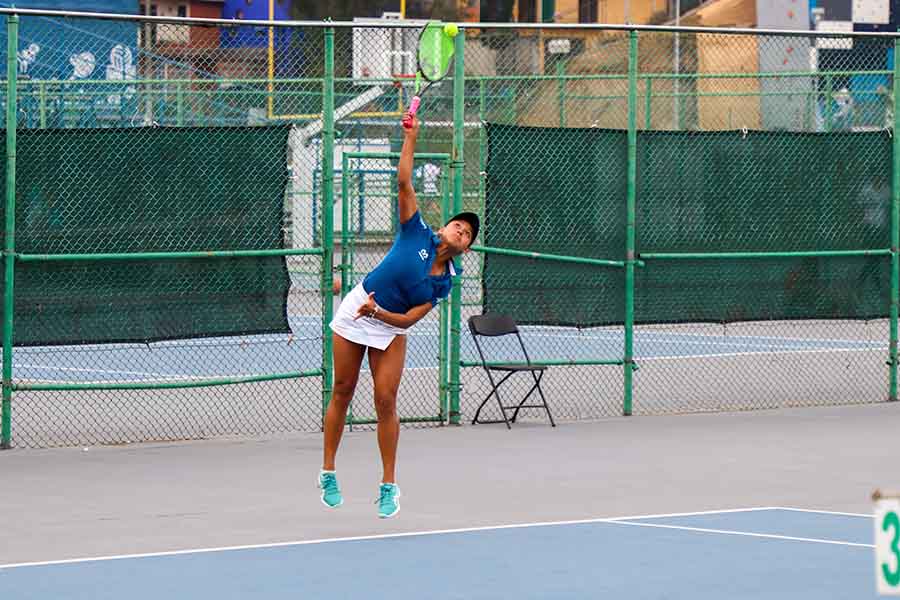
[472,245,637,268]
[16,370,323,392]
[17,249,324,262]
[640,249,893,260]
[461,359,624,368]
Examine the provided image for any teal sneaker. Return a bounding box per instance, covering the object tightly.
[318,470,343,508]
[377,483,401,518]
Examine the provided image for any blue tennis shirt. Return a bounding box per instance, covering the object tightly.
[362,211,462,314]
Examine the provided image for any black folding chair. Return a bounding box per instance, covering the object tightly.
[468,313,556,429]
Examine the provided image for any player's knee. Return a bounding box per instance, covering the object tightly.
[332,377,358,403]
[373,390,398,419]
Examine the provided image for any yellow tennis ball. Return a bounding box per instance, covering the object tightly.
[444,23,459,37]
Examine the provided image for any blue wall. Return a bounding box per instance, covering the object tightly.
[221,0,291,49]
[223,0,290,23]
[220,0,299,77]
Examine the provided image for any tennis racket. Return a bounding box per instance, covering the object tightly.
[403,22,457,129]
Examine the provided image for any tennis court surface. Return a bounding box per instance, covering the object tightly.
[2,402,895,599]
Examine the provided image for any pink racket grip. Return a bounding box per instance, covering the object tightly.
[403,96,421,129]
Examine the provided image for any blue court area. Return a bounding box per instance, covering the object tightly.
[10,315,886,384]
[0,508,876,599]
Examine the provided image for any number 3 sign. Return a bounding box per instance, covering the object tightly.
[876,491,900,595]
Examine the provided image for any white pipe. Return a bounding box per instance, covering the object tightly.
[297,86,386,141]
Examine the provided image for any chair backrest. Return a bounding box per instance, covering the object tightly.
[468,313,519,337]
[468,313,536,368]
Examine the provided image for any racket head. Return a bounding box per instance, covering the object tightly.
[416,21,455,83]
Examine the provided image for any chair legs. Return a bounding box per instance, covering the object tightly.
[472,371,514,429]
[472,370,554,428]
[509,371,555,427]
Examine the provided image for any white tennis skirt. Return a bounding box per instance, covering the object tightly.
[329,282,408,351]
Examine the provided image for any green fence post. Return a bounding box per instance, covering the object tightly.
[890,37,900,402]
[340,153,350,296]
[439,164,450,421]
[644,77,652,130]
[478,78,488,296]
[806,85,814,131]
[824,74,833,132]
[449,29,465,425]
[2,14,18,449]
[176,81,184,126]
[38,81,46,129]
[321,27,335,424]
[623,29,638,417]
[557,59,566,127]
[479,78,486,211]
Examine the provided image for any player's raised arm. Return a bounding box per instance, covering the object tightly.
[397,112,419,225]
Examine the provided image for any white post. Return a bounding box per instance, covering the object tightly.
[143,2,156,125]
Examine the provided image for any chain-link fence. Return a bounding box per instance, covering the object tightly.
[1,11,335,448]
[460,25,895,423]
[0,9,896,448]
[629,30,892,415]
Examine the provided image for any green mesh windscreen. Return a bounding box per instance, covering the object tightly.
[483,123,627,326]
[484,124,891,326]
[636,130,890,323]
[4,126,292,346]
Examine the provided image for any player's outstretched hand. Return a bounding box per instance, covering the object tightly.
[402,112,420,135]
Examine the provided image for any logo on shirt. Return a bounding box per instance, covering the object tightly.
[418,249,429,261]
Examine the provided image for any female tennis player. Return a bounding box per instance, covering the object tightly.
[319,113,479,518]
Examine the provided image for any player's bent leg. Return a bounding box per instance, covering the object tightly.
[320,333,366,508]
[369,335,407,518]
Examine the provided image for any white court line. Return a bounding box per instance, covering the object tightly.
[601,506,779,520]
[452,346,884,367]
[14,336,321,353]
[517,324,891,346]
[629,329,887,347]
[771,506,873,518]
[516,325,881,342]
[360,365,438,374]
[14,364,328,384]
[518,329,885,351]
[18,365,438,385]
[638,346,885,362]
[607,520,873,548]
[16,364,204,381]
[0,506,800,570]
